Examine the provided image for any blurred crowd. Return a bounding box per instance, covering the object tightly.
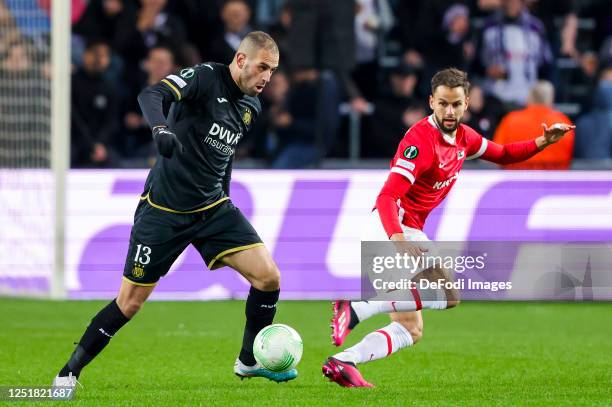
[1,0,612,169]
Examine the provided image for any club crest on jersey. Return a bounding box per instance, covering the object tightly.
[458,150,465,159]
[180,68,195,79]
[132,265,145,278]
[242,107,252,126]
[403,146,418,159]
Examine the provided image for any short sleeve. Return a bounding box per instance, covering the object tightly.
[389,129,434,183]
[160,63,216,102]
[465,128,488,160]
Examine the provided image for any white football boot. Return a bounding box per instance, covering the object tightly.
[51,372,81,400]
[233,358,297,383]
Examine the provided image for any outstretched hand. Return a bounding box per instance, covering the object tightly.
[541,122,576,145]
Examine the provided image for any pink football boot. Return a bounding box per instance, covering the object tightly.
[331,300,354,346]
[322,357,374,388]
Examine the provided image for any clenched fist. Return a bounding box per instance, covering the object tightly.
[152,126,184,158]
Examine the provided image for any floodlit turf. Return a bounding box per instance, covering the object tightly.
[0,299,610,406]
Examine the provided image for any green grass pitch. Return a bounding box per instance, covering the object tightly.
[1,299,611,406]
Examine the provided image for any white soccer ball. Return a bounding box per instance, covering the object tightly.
[253,324,303,372]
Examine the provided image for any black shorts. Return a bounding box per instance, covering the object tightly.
[122,198,263,285]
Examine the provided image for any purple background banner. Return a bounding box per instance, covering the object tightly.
[1,170,611,300]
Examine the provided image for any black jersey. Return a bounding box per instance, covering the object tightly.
[138,62,261,212]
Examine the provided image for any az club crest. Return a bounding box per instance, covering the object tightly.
[242,107,252,126]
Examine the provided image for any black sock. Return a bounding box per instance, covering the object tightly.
[239,286,279,366]
[58,299,129,378]
[348,302,360,330]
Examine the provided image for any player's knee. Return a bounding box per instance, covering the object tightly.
[117,298,143,318]
[254,262,281,291]
[445,299,460,309]
[445,289,461,309]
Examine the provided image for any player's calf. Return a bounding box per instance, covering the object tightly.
[56,280,153,380]
[331,319,415,367]
[347,287,450,324]
[328,314,421,385]
[222,246,282,367]
[57,298,130,379]
[360,265,460,316]
[332,275,450,346]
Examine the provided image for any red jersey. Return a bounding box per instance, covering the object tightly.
[384,115,486,230]
[375,114,541,237]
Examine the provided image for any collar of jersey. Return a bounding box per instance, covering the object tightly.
[221,64,244,99]
[427,114,457,145]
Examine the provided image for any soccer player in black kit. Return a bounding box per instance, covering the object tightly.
[52,32,293,396]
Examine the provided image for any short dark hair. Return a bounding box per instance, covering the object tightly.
[431,68,470,95]
[239,31,279,56]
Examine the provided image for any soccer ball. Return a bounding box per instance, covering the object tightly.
[253,324,303,372]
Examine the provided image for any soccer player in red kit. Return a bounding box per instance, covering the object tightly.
[322,68,575,388]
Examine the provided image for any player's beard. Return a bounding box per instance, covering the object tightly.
[435,115,460,133]
[241,80,258,97]
[238,67,258,96]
